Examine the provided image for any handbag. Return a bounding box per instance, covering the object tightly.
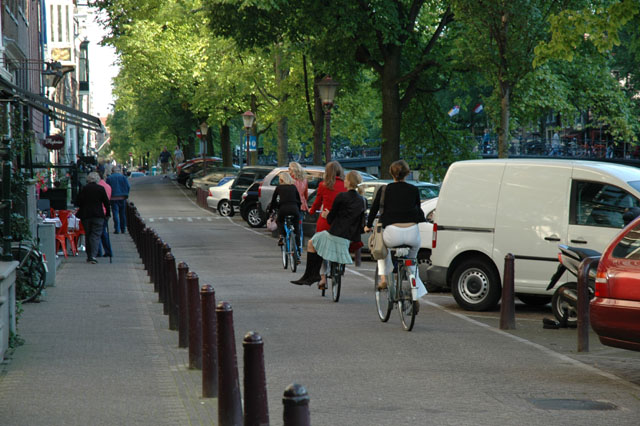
[368,186,388,260]
[266,213,278,232]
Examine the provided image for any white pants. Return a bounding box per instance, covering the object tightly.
[377,224,427,297]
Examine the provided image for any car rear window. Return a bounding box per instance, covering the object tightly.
[418,185,440,200]
[612,223,640,259]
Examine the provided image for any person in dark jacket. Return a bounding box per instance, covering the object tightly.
[106,165,130,234]
[76,172,111,264]
[291,171,366,286]
[267,172,302,246]
[365,160,426,296]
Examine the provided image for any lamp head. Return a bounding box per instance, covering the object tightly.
[242,110,255,129]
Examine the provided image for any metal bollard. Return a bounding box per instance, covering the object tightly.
[243,332,269,426]
[178,262,189,348]
[141,228,150,271]
[187,272,202,369]
[578,256,599,352]
[201,284,218,398]
[216,301,243,426]
[165,252,178,330]
[282,383,310,426]
[499,253,516,330]
[160,242,172,314]
[151,234,160,291]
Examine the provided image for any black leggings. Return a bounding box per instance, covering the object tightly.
[276,205,300,239]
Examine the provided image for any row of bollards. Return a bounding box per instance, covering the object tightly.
[125,201,311,425]
[196,188,208,208]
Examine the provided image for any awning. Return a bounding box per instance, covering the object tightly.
[0,76,104,133]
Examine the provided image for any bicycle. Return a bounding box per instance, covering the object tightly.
[11,239,48,303]
[281,215,300,273]
[321,261,344,302]
[374,246,419,331]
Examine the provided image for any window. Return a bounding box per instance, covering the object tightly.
[612,224,640,259]
[57,5,63,42]
[571,181,640,229]
[235,174,255,188]
[50,5,55,42]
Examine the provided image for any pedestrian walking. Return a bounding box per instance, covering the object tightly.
[174,145,185,167]
[106,165,130,234]
[76,171,110,264]
[97,172,113,259]
[159,147,172,177]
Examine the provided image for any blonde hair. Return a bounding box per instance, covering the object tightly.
[279,172,294,185]
[289,162,305,181]
[389,160,410,180]
[323,161,344,190]
[345,170,362,190]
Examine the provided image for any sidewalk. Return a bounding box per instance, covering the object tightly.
[0,233,216,426]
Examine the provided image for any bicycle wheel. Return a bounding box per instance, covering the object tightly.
[13,247,46,303]
[397,267,416,331]
[331,263,342,302]
[374,265,392,322]
[281,239,288,270]
[289,232,298,273]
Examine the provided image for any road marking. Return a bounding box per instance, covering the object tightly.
[168,218,174,222]
[187,217,193,222]
[347,265,640,392]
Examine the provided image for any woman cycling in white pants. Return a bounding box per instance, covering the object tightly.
[365,160,427,297]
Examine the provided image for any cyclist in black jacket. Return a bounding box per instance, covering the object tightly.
[267,172,301,246]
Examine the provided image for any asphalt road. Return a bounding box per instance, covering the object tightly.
[130,175,640,426]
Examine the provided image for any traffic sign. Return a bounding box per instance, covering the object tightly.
[249,135,257,151]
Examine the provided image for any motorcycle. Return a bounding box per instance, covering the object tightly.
[545,244,600,327]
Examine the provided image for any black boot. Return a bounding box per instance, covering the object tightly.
[291,252,323,285]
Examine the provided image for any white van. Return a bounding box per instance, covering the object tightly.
[428,159,640,311]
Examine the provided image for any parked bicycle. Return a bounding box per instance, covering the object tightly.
[281,215,300,273]
[320,261,345,302]
[375,246,419,331]
[11,239,48,303]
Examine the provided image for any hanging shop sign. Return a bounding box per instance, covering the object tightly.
[43,134,65,150]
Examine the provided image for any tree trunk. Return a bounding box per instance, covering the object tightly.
[206,130,214,157]
[277,117,289,166]
[249,95,259,165]
[220,124,232,167]
[498,81,510,158]
[379,51,402,178]
[313,77,324,165]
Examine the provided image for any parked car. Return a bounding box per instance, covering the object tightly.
[187,167,238,190]
[257,166,376,215]
[223,166,276,216]
[239,181,265,228]
[206,178,235,216]
[129,171,146,179]
[177,158,226,186]
[428,159,640,311]
[176,156,222,175]
[591,215,640,352]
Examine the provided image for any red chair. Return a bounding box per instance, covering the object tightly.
[55,210,78,257]
[70,221,85,254]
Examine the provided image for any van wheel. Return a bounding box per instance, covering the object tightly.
[451,259,500,311]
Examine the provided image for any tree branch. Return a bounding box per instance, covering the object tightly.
[302,54,315,127]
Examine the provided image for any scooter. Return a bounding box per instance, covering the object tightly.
[544,245,600,328]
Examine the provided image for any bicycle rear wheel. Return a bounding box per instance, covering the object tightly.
[374,265,392,322]
[13,247,46,303]
[397,268,416,331]
[281,241,288,269]
[330,263,342,302]
[289,233,298,273]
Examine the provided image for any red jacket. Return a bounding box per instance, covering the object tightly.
[310,177,346,232]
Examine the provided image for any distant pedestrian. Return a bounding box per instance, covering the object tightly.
[174,145,184,166]
[76,172,110,264]
[97,173,113,258]
[551,132,561,156]
[159,147,172,177]
[106,165,130,234]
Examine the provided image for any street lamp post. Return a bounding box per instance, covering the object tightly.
[242,111,255,167]
[317,76,339,163]
[200,122,209,176]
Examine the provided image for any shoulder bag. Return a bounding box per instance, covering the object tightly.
[368,186,388,260]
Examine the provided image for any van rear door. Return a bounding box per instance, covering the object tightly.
[493,162,571,294]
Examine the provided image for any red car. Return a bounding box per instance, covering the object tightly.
[591,215,640,352]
